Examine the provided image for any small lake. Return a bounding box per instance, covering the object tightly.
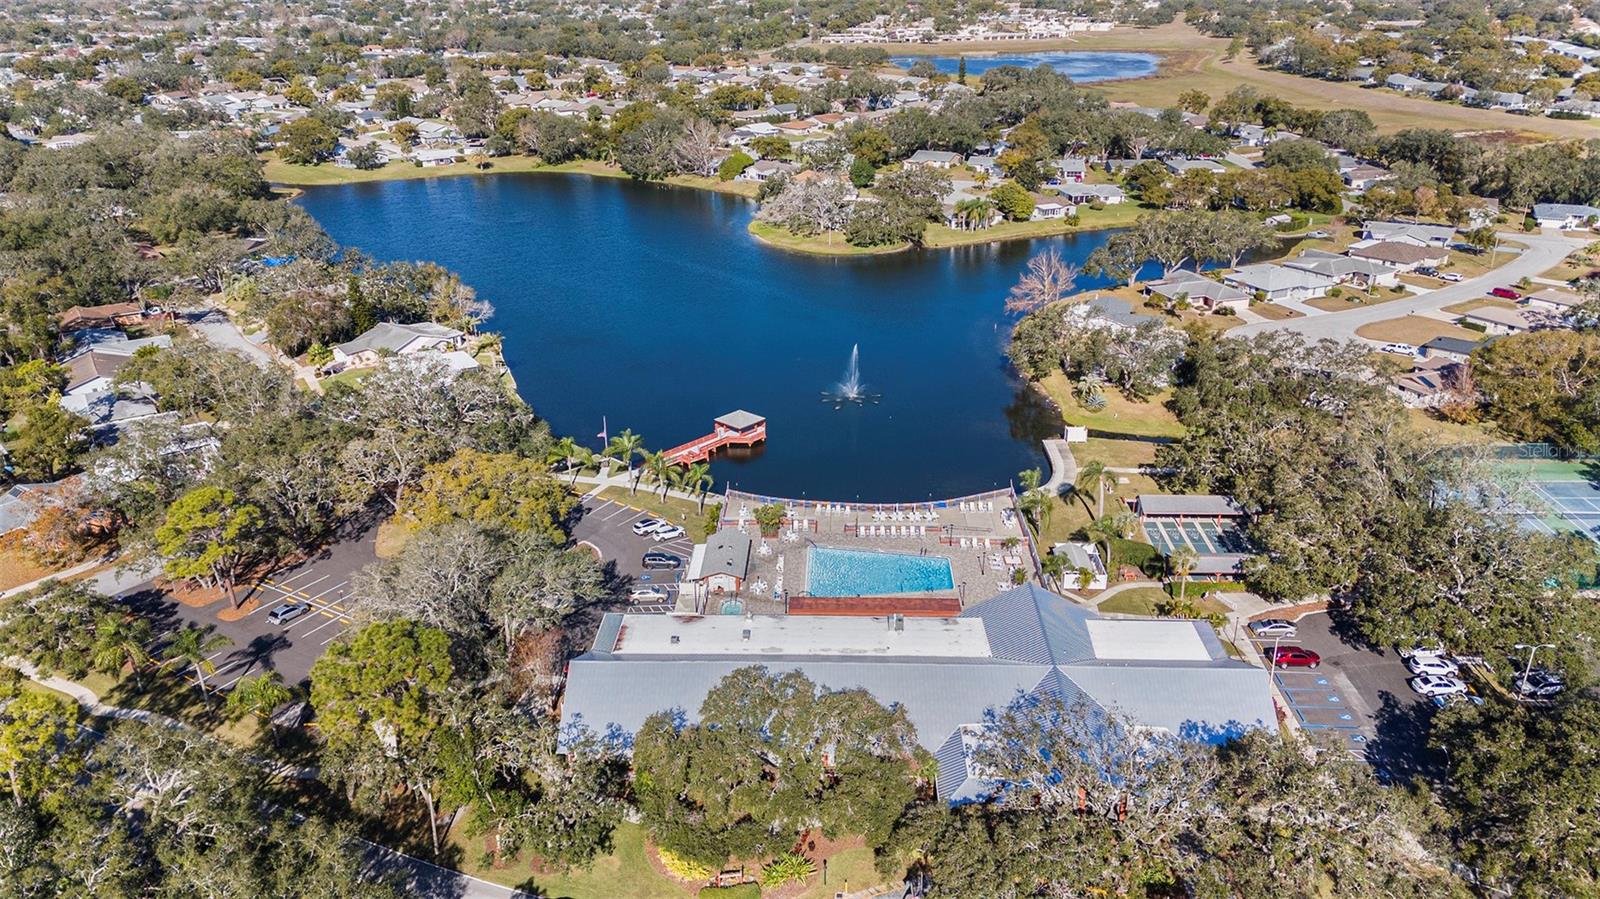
[890,51,1160,83]
[296,174,1136,500]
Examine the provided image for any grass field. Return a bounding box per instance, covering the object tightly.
[1355,315,1485,345]
[746,221,906,255]
[1035,374,1187,439]
[1305,288,1409,313]
[1099,587,1229,617]
[1441,297,1519,315]
[596,486,712,542]
[0,545,61,592]
[264,154,761,199]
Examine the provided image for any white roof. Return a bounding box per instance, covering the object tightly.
[610,613,994,658]
[1085,619,1212,662]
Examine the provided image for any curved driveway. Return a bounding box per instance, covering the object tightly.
[1230,231,1589,344]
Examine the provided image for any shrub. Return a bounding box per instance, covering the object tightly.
[702,501,723,536]
[754,503,785,536]
[1082,391,1108,412]
[659,848,713,883]
[1328,286,1342,298]
[718,151,754,181]
[760,852,817,887]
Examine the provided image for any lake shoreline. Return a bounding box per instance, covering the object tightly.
[747,204,1145,257]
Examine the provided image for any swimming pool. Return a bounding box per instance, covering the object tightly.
[806,546,955,596]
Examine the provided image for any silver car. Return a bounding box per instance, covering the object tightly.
[1248,619,1297,639]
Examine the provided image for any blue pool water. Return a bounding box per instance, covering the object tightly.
[890,51,1159,83]
[807,546,955,596]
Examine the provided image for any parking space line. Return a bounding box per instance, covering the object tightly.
[301,612,350,640]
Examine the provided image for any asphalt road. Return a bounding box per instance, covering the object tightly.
[114,531,376,688]
[1231,230,1589,344]
[1255,611,1443,782]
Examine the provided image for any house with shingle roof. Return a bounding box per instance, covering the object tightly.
[331,321,466,368]
[559,584,1273,803]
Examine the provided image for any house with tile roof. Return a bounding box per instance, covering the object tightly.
[558,585,1274,803]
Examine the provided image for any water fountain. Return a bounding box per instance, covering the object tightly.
[822,343,880,409]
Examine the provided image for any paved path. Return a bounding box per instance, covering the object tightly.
[1224,151,1258,170]
[0,557,106,599]
[186,309,275,368]
[1040,439,1077,496]
[1232,230,1589,343]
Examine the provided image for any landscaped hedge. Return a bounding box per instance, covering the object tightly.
[699,884,759,899]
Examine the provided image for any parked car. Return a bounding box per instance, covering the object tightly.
[1489,287,1521,299]
[652,524,686,541]
[641,551,683,570]
[1431,691,1485,709]
[1381,342,1419,356]
[1410,675,1468,698]
[1440,272,1464,282]
[631,518,664,536]
[1269,646,1321,668]
[1415,267,1438,277]
[1514,670,1566,698]
[267,602,311,625]
[1405,654,1460,677]
[1399,646,1450,664]
[628,586,669,602]
[1248,619,1298,639]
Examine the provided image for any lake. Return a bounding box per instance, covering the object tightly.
[296,174,1133,500]
[890,51,1160,83]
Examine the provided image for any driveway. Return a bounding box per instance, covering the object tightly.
[1253,611,1443,782]
[571,494,696,613]
[1231,230,1589,343]
[185,309,275,367]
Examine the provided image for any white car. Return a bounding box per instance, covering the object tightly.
[1400,646,1450,664]
[628,586,669,602]
[652,524,686,541]
[631,518,664,536]
[1410,675,1468,698]
[1405,655,1460,677]
[1440,272,1463,282]
[1380,342,1418,356]
[1247,619,1297,639]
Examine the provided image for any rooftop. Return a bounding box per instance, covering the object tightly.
[608,613,993,658]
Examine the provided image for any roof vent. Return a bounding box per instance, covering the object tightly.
[887,613,905,632]
[669,635,680,645]
[741,628,752,642]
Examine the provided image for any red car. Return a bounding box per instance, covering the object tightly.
[1269,646,1321,669]
[1489,287,1521,300]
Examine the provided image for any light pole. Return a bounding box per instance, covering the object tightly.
[1513,642,1555,686]
[1269,633,1284,676]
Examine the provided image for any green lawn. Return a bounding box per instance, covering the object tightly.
[595,486,713,542]
[746,221,905,256]
[450,821,697,898]
[1099,587,1230,617]
[1036,374,1187,439]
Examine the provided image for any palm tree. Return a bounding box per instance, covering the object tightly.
[1167,543,1199,603]
[1086,512,1137,578]
[547,436,579,477]
[606,429,644,489]
[568,445,595,485]
[225,671,293,723]
[684,461,714,512]
[90,613,154,687]
[1039,552,1067,589]
[1074,460,1111,518]
[162,625,230,698]
[642,450,675,501]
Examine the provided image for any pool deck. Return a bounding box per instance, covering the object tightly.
[717,488,1036,612]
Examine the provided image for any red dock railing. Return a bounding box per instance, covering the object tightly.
[663,414,766,465]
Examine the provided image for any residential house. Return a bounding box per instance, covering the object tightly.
[558,585,1274,803]
[1222,263,1337,303]
[1347,241,1450,272]
[1342,164,1394,191]
[736,159,799,183]
[1361,221,1455,247]
[330,321,466,368]
[1283,250,1399,289]
[775,118,821,136]
[1030,194,1073,220]
[1143,270,1250,314]
[1058,183,1125,205]
[1458,305,1539,335]
[1051,156,1087,183]
[1165,158,1227,175]
[412,148,459,167]
[906,149,964,169]
[1391,359,1469,409]
[966,154,999,176]
[57,302,147,332]
[1533,203,1600,230]
[1384,73,1426,92]
[1420,335,1483,363]
[59,334,171,431]
[1522,287,1587,316]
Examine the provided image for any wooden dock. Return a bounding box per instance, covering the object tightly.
[664,410,767,464]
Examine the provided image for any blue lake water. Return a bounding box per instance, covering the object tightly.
[295,174,1136,500]
[891,51,1159,82]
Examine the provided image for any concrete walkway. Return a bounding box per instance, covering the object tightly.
[1041,439,1077,496]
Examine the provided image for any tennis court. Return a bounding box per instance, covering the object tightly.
[1142,518,1251,556]
[1520,479,1600,542]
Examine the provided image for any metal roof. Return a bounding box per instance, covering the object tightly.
[1134,495,1244,518]
[715,409,765,430]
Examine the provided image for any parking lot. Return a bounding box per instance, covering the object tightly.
[571,494,695,613]
[1250,611,1441,779]
[115,531,375,688]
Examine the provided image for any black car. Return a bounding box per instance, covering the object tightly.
[266,602,312,625]
[642,551,683,570]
